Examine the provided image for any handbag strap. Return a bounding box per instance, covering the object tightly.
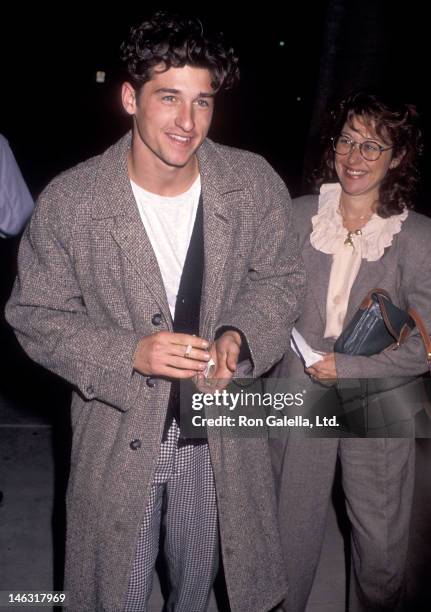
[408,308,431,374]
[372,288,431,373]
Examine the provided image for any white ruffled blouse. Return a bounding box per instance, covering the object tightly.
[310,183,408,339]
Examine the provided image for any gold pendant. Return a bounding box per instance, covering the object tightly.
[344,229,362,247]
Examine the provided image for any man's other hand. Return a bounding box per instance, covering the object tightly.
[210,330,242,381]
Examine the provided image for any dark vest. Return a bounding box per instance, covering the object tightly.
[164,193,204,438]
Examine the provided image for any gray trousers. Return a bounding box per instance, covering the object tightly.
[124,423,219,612]
[271,437,415,612]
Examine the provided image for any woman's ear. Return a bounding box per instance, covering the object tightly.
[389,150,405,169]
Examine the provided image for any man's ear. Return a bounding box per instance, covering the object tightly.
[121,82,137,115]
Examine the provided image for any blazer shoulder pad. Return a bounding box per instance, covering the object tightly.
[396,209,431,260]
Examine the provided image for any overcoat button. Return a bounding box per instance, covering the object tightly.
[151,313,162,326]
[86,385,95,395]
[130,439,142,450]
[146,377,156,388]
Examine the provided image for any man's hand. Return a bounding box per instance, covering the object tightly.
[198,330,242,391]
[306,352,337,381]
[212,330,242,379]
[133,332,210,379]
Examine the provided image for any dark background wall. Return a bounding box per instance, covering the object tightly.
[0,1,429,202]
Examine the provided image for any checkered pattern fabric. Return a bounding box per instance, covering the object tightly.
[124,421,219,611]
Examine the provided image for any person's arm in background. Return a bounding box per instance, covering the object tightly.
[0,134,34,237]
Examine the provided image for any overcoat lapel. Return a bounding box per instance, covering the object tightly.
[111,213,172,323]
[90,135,247,333]
[91,133,172,324]
[197,142,245,334]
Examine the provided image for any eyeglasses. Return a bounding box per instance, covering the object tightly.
[331,134,393,161]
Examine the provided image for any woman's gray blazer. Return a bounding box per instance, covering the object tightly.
[277,194,431,379]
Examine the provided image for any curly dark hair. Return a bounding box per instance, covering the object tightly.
[314,91,423,217]
[120,11,239,94]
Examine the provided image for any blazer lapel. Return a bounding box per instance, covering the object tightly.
[302,240,332,327]
[344,255,390,325]
[91,132,171,322]
[305,246,391,331]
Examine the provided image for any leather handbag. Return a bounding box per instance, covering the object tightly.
[334,288,431,372]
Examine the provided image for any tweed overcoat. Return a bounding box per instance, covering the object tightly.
[270,193,431,610]
[6,133,305,612]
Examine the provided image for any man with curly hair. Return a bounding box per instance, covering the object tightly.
[6,11,304,612]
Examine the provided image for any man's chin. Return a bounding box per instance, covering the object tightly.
[162,154,196,169]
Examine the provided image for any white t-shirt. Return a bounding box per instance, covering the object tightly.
[131,176,201,318]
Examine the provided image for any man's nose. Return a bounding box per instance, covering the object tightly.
[175,103,195,132]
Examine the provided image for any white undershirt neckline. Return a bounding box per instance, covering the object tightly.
[131,175,201,318]
[310,182,408,339]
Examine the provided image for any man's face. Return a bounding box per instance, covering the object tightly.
[122,64,215,170]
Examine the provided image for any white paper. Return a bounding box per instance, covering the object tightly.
[204,358,216,378]
[291,328,324,367]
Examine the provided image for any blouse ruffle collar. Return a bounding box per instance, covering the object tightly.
[310,183,408,262]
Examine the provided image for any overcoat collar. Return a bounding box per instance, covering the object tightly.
[90,132,247,331]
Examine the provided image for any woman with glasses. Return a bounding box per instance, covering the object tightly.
[271,91,430,611]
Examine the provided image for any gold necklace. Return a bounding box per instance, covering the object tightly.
[338,204,372,247]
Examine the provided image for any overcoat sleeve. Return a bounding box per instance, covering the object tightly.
[214,160,306,376]
[5,184,140,412]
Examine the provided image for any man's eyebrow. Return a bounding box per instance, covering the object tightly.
[154,87,215,98]
[154,88,180,94]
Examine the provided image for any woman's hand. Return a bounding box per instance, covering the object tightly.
[306,353,338,381]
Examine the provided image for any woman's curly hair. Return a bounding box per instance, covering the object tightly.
[314,91,423,217]
[120,11,239,93]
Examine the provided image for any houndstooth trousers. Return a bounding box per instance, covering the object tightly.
[124,420,219,612]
